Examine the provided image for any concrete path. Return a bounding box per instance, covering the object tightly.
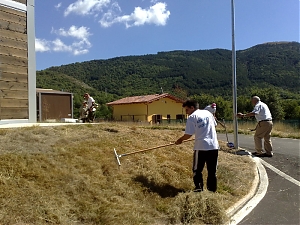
[218,133,300,225]
[0,122,84,128]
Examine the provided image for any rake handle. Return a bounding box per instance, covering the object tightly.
[120,139,194,157]
[216,119,225,128]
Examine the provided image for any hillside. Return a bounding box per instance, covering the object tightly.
[36,70,117,109]
[39,42,300,98]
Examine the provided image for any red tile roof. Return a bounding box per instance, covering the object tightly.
[107,93,184,105]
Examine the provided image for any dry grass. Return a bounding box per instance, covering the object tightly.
[216,120,300,139]
[0,123,255,224]
[168,191,228,225]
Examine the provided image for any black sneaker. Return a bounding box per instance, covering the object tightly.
[252,152,263,156]
[193,188,202,192]
[261,153,273,157]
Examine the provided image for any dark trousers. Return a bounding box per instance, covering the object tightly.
[193,150,218,192]
[87,111,95,122]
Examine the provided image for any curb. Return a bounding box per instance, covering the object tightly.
[226,154,269,225]
[0,122,98,129]
[226,155,259,217]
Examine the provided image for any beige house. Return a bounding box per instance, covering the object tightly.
[107,93,186,123]
[0,0,36,123]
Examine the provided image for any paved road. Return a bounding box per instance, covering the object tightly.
[218,133,300,225]
[218,133,300,157]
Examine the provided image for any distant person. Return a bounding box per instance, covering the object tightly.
[79,101,88,123]
[175,100,219,192]
[204,103,217,117]
[84,93,95,109]
[84,93,96,122]
[204,102,224,127]
[237,96,273,157]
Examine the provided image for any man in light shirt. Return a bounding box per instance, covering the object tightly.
[237,96,273,157]
[84,93,96,122]
[175,100,219,192]
[84,93,95,109]
[204,102,217,117]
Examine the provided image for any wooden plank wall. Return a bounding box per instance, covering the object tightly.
[41,94,72,121]
[13,0,27,4]
[0,2,28,120]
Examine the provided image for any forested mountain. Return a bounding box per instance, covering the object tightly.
[40,41,299,98]
[37,41,300,119]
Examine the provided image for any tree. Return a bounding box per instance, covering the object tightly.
[281,99,300,119]
[95,105,113,120]
[237,95,253,116]
[214,96,232,120]
[191,94,215,109]
[191,94,232,120]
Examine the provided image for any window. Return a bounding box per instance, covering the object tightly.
[167,114,171,123]
[176,114,185,123]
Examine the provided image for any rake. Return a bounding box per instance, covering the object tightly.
[114,139,194,166]
[223,119,234,148]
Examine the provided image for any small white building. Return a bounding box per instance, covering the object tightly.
[36,88,73,122]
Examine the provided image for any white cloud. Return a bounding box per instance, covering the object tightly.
[37,2,171,56]
[111,1,121,11]
[100,2,122,27]
[52,39,73,52]
[54,25,91,41]
[55,3,62,9]
[36,26,92,56]
[64,0,111,17]
[35,38,51,52]
[99,2,170,28]
[74,49,89,55]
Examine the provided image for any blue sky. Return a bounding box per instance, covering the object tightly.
[35,0,299,70]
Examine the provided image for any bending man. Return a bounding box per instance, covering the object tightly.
[204,102,217,118]
[237,96,273,157]
[84,93,96,122]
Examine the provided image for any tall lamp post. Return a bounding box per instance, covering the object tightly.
[231,0,239,149]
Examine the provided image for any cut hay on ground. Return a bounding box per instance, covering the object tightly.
[0,123,255,224]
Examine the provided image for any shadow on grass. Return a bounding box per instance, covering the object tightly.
[133,175,184,198]
[103,128,119,133]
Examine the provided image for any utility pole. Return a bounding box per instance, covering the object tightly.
[231,0,239,149]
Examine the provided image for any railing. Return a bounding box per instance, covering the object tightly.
[157,119,187,125]
[223,119,300,130]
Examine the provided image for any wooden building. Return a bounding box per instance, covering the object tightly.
[107,93,186,123]
[0,0,36,123]
[36,89,73,122]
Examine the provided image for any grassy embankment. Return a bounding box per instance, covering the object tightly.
[145,121,300,139]
[0,123,255,224]
[217,121,300,139]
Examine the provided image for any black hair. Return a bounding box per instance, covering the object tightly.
[182,100,199,109]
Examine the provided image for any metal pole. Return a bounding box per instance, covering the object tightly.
[231,0,239,149]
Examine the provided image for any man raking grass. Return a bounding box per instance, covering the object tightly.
[204,103,234,148]
[175,100,219,192]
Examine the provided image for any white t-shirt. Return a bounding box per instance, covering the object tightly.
[185,109,219,151]
[251,101,272,122]
[87,96,95,108]
[204,105,216,114]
